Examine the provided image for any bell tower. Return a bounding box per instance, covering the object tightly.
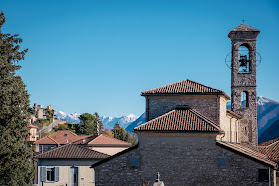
[228,23,260,149]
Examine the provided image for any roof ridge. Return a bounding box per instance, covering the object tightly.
[142,79,222,94]
[134,109,176,130]
[265,139,279,148]
[47,136,59,144]
[190,109,223,132]
[259,138,279,147]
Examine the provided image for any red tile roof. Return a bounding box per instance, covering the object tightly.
[226,109,241,119]
[28,124,38,129]
[259,138,279,164]
[34,130,90,145]
[134,107,223,133]
[35,144,110,159]
[217,141,277,168]
[141,79,229,99]
[74,134,131,147]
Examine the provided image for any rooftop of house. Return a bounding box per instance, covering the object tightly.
[141,79,229,99]
[35,144,110,159]
[217,141,277,168]
[73,134,131,147]
[33,130,90,145]
[134,106,223,133]
[28,124,38,129]
[259,138,279,164]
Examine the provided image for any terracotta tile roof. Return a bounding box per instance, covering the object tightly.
[74,134,131,147]
[226,109,241,119]
[217,141,277,168]
[28,124,38,128]
[259,138,279,164]
[134,107,223,133]
[230,23,260,32]
[34,130,90,145]
[35,144,110,159]
[141,79,229,99]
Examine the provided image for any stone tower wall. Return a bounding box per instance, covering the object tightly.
[229,31,259,149]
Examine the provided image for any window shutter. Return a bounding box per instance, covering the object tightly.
[40,167,46,182]
[55,167,59,182]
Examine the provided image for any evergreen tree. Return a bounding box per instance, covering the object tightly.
[112,122,129,142]
[0,12,33,185]
[77,112,104,135]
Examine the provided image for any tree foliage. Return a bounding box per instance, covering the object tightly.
[0,12,33,185]
[77,112,103,135]
[111,122,138,145]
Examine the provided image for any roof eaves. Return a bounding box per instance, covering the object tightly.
[226,110,241,119]
[216,141,277,168]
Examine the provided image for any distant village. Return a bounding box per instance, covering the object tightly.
[26,23,279,186]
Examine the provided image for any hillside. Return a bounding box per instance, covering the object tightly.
[259,119,279,143]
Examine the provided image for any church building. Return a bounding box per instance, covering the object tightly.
[91,24,278,185]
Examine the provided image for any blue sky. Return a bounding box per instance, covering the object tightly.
[1,0,279,117]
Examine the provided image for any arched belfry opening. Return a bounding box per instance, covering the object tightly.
[241,91,249,108]
[238,45,250,73]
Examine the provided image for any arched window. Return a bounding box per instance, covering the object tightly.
[241,91,249,108]
[238,45,250,73]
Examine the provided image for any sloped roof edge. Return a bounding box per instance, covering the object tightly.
[217,141,277,169]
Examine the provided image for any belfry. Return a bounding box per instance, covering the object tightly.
[228,23,260,149]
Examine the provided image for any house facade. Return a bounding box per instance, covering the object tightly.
[91,24,278,185]
[34,144,109,186]
[27,124,38,142]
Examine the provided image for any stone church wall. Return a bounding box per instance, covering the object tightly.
[93,132,275,186]
[146,95,221,125]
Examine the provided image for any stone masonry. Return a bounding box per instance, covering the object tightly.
[229,24,260,149]
[93,132,275,186]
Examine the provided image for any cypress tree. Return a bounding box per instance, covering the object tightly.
[0,12,33,185]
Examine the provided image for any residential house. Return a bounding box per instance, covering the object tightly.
[33,144,109,186]
[33,130,90,153]
[28,124,38,142]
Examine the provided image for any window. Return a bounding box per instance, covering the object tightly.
[258,168,269,182]
[241,91,249,108]
[238,45,250,73]
[47,168,55,181]
[40,167,59,182]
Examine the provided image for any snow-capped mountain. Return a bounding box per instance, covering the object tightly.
[126,112,146,132]
[257,96,279,136]
[55,111,80,124]
[100,114,139,129]
[55,111,139,129]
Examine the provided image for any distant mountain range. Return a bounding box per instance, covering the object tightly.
[55,111,139,129]
[126,112,146,132]
[55,96,279,142]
